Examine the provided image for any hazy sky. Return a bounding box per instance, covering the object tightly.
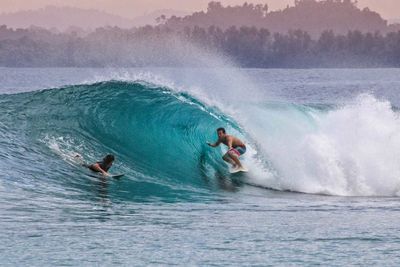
[0,0,399,19]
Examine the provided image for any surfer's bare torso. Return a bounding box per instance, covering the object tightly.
[219,135,246,149]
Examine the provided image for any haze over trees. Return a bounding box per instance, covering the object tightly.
[0,0,399,68]
[0,6,188,30]
[164,0,393,38]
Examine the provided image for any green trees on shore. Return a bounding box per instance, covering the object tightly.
[1,24,399,68]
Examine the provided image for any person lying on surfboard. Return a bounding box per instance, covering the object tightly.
[207,127,247,171]
[87,154,115,176]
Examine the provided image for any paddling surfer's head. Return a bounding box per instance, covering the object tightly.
[103,154,115,167]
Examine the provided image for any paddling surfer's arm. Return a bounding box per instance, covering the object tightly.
[90,163,109,176]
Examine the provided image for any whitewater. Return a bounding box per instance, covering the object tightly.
[1,67,400,265]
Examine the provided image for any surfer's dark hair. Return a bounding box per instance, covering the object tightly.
[217,127,226,134]
[103,154,115,163]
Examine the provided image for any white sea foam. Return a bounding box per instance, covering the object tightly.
[237,94,400,196]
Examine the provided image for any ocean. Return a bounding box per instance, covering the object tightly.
[1,67,400,266]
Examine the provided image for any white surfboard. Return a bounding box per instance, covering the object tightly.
[87,173,125,179]
[109,173,125,179]
[229,166,249,174]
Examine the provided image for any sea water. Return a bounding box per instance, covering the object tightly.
[1,67,400,266]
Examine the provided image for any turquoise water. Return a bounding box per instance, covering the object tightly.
[2,68,400,265]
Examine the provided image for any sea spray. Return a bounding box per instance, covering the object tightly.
[239,94,400,196]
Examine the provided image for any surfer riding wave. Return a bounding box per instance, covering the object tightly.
[207,127,247,172]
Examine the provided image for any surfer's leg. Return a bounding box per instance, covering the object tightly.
[228,151,242,169]
[223,153,236,167]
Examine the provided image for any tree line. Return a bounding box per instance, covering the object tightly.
[185,26,400,68]
[163,0,397,38]
[0,24,399,68]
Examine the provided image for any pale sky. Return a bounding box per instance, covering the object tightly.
[0,0,399,19]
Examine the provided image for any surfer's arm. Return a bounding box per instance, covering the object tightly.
[89,163,109,176]
[207,140,221,147]
[226,137,233,150]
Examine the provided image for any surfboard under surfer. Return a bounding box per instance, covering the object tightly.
[207,127,246,171]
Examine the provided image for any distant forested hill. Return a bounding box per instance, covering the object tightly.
[164,0,389,38]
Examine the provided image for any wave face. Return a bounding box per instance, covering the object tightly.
[0,81,243,201]
[2,80,400,199]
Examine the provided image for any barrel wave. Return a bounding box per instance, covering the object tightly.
[0,80,244,202]
[2,80,400,199]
